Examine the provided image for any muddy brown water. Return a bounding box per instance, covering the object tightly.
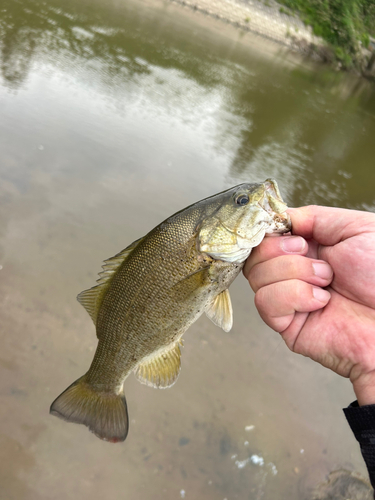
[1,0,375,499]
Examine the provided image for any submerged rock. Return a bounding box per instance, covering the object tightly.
[311,469,372,500]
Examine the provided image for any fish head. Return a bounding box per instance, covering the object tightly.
[198,179,291,263]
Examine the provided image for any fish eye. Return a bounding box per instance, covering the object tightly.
[235,194,249,206]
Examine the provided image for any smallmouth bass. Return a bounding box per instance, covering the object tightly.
[50,179,291,442]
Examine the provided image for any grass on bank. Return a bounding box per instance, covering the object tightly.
[276,0,375,68]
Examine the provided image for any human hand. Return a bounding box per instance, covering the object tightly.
[243,206,375,406]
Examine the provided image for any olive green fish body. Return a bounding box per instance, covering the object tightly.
[50,180,291,442]
[88,203,241,390]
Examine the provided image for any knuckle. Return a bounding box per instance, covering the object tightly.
[256,237,281,261]
[254,287,268,313]
[247,265,260,291]
[291,279,309,298]
[284,255,306,275]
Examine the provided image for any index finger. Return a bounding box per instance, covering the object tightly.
[243,235,308,278]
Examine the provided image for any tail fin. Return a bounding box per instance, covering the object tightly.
[50,376,129,443]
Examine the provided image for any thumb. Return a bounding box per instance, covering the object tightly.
[288,206,372,246]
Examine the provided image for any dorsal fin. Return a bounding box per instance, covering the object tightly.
[134,341,183,388]
[77,237,144,327]
[205,289,233,332]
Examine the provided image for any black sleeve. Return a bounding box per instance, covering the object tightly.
[344,401,375,493]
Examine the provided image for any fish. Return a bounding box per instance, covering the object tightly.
[50,179,291,443]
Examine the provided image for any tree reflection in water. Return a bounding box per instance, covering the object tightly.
[1,0,375,210]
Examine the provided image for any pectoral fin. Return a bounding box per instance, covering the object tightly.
[205,289,233,332]
[134,342,182,388]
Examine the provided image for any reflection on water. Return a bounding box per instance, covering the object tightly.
[1,0,375,210]
[1,0,375,499]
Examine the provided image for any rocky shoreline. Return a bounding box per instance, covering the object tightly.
[170,0,375,76]
[171,0,324,55]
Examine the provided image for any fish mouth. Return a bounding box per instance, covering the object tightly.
[217,179,291,240]
[258,179,291,233]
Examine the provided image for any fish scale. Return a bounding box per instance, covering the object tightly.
[50,179,291,442]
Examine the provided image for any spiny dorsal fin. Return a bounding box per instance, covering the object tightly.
[77,237,144,326]
[205,289,233,332]
[134,341,183,389]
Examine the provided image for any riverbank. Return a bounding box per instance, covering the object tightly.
[171,0,325,56]
[170,0,375,76]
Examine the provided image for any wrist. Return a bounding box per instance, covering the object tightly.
[352,371,375,406]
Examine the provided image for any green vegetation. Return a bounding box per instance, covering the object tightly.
[276,0,375,68]
[279,6,292,15]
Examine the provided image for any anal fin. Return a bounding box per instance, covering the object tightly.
[205,289,233,332]
[134,342,182,389]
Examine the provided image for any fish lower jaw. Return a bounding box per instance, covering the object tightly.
[201,228,267,263]
[203,248,251,264]
[266,213,291,233]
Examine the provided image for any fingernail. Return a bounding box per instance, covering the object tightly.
[281,236,305,253]
[313,287,331,302]
[313,262,332,279]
